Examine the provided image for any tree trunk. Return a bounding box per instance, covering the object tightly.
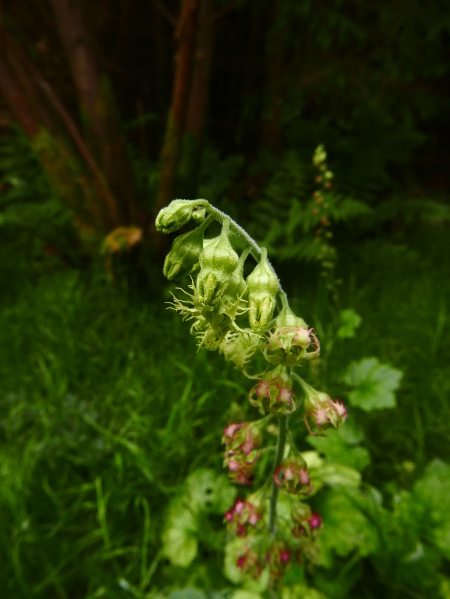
[0,33,111,231]
[154,0,199,219]
[49,0,140,226]
[177,0,214,198]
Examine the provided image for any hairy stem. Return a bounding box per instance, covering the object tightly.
[194,198,285,295]
[268,414,288,534]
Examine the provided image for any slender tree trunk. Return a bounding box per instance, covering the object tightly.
[261,1,285,155]
[154,0,199,219]
[0,34,109,230]
[49,0,140,226]
[177,0,214,198]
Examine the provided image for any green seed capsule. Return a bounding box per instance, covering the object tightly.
[163,215,213,280]
[247,248,279,331]
[197,218,239,305]
[155,199,204,234]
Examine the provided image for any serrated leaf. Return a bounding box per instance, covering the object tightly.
[344,357,403,411]
[316,463,361,488]
[337,308,362,339]
[161,505,198,567]
[185,468,236,514]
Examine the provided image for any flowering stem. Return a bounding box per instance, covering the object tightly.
[268,414,288,534]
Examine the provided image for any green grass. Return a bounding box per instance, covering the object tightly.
[1,227,449,599]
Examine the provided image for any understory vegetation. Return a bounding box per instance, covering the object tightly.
[1,219,449,598]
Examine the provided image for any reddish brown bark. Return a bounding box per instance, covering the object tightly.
[154,0,199,219]
[0,29,112,230]
[49,0,139,226]
[178,0,214,197]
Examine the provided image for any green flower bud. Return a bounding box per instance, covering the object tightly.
[155,199,204,234]
[313,144,327,167]
[247,248,279,331]
[196,218,239,305]
[192,206,206,224]
[223,248,250,304]
[275,294,307,330]
[163,215,213,280]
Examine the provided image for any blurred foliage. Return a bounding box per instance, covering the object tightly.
[0,126,76,293]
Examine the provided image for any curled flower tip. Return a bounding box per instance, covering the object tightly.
[156,199,204,234]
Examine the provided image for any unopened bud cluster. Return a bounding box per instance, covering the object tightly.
[156,199,347,590]
[311,145,339,290]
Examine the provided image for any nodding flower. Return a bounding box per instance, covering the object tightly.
[224,498,265,538]
[246,248,279,331]
[297,377,347,436]
[222,420,263,483]
[196,218,239,306]
[273,458,312,496]
[156,199,204,234]
[263,293,320,366]
[249,366,297,416]
[265,541,292,579]
[163,215,213,281]
[292,512,323,538]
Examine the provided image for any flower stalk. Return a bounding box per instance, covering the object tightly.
[268,414,288,534]
[156,197,348,589]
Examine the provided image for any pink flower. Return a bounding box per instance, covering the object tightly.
[224,498,265,537]
[292,512,323,537]
[222,421,263,484]
[274,459,312,495]
[304,392,348,436]
[309,512,322,530]
[249,375,297,416]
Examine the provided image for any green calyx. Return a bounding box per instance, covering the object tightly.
[155,199,205,234]
[247,248,279,331]
[163,215,214,281]
[196,218,239,305]
[276,293,307,330]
